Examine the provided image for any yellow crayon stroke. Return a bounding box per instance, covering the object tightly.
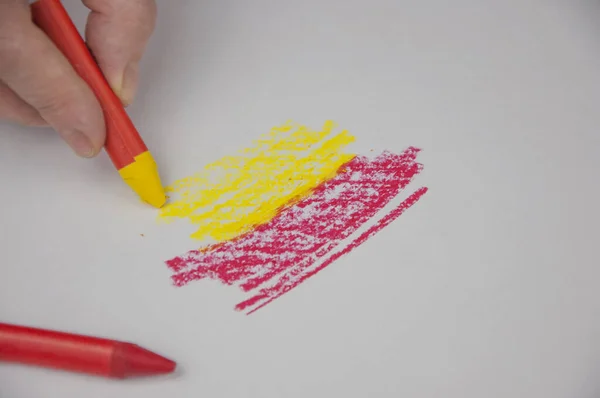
[158,120,356,242]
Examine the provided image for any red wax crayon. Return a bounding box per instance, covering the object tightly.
[0,322,176,378]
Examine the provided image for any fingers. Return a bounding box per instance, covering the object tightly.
[82,0,157,106]
[0,1,106,157]
[0,81,47,127]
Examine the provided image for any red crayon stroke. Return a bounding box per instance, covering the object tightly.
[244,187,428,314]
[166,147,427,313]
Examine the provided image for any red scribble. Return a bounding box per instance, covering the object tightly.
[166,147,427,314]
[245,186,428,314]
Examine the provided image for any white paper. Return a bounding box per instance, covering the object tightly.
[1,1,600,397]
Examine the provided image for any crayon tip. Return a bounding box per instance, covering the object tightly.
[118,151,167,208]
[113,343,176,378]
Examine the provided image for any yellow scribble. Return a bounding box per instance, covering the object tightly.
[159,120,356,241]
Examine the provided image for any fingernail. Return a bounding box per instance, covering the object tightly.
[119,62,139,106]
[66,130,96,158]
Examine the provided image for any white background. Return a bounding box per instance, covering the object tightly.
[2,0,600,397]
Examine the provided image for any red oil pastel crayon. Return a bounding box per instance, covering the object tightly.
[0,322,176,378]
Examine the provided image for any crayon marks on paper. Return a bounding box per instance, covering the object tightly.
[162,121,428,314]
[158,121,355,242]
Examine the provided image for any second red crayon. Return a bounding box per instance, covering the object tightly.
[0,322,176,379]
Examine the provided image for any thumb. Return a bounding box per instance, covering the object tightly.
[83,0,157,106]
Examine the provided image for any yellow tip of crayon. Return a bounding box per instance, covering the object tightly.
[118,151,167,208]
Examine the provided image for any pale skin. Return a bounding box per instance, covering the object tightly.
[0,0,157,157]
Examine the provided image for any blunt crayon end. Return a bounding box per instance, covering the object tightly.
[113,343,176,378]
[118,151,167,208]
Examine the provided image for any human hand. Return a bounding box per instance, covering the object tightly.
[0,0,156,157]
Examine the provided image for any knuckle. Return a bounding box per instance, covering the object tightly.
[32,84,101,131]
[32,88,79,118]
[18,110,46,127]
[0,101,45,127]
